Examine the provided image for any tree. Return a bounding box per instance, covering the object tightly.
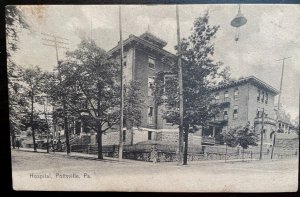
[58,39,121,159]
[153,11,227,164]
[124,80,145,145]
[222,123,258,160]
[23,66,48,151]
[221,129,239,148]
[6,6,29,57]
[8,64,29,148]
[6,6,30,148]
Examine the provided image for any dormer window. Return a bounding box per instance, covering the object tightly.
[148,57,155,69]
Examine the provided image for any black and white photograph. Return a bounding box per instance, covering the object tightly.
[6,4,299,192]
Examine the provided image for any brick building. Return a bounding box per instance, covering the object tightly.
[106,31,201,146]
[206,76,279,145]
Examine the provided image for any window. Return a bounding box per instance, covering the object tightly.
[234,88,239,100]
[123,130,126,142]
[215,92,220,101]
[148,77,154,96]
[148,57,155,69]
[166,117,173,124]
[257,90,260,102]
[148,131,152,140]
[256,108,263,118]
[261,91,265,103]
[223,108,228,120]
[224,91,229,102]
[224,91,229,98]
[148,107,154,125]
[233,105,238,119]
[265,93,268,104]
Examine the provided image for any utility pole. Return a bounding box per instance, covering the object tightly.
[271,57,291,159]
[41,32,71,155]
[259,108,264,160]
[176,5,184,165]
[118,5,124,161]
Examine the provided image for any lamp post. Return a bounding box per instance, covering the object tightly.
[224,142,227,162]
[259,108,265,160]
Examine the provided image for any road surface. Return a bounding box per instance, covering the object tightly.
[11,149,298,192]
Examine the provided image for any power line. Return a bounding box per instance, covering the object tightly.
[41,32,71,155]
[271,56,291,159]
[41,33,70,62]
[118,5,124,161]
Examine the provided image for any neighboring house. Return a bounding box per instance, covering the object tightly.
[278,120,298,134]
[206,76,279,145]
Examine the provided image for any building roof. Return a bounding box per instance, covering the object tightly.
[211,76,279,95]
[108,33,175,58]
[139,31,167,48]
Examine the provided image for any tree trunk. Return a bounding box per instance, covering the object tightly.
[183,125,189,165]
[44,103,50,153]
[11,126,16,149]
[97,126,103,159]
[97,83,103,159]
[31,91,37,152]
[61,97,70,154]
[63,109,70,154]
[130,127,133,146]
[242,148,245,161]
[126,121,133,145]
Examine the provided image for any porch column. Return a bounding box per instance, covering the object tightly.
[212,127,216,137]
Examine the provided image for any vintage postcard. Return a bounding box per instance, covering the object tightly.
[8,4,299,192]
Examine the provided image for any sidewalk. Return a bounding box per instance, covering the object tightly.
[12,147,262,166]
[12,147,154,165]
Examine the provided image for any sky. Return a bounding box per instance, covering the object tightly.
[11,4,300,119]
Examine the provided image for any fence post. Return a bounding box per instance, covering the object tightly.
[203,146,207,158]
[113,145,119,158]
[151,145,158,163]
[250,151,252,160]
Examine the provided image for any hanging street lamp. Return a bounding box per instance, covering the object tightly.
[231,4,247,42]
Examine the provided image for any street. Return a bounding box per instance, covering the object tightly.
[11,149,298,192]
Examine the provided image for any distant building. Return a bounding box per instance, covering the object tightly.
[205,76,279,145]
